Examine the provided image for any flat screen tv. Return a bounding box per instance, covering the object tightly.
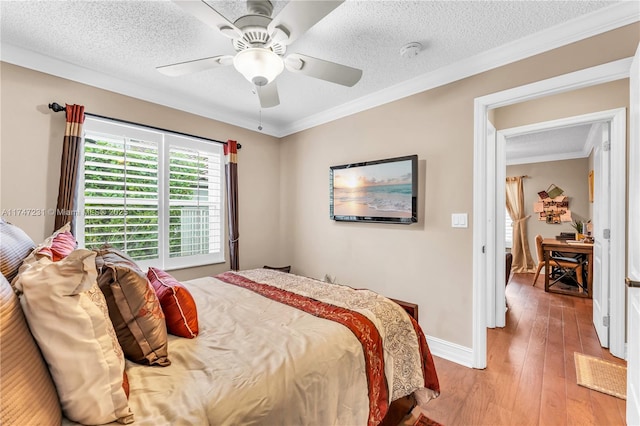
[329,155,418,224]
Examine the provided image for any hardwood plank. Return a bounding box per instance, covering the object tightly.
[420,273,627,426]
[507,306,548,424]
[539,308,567,425]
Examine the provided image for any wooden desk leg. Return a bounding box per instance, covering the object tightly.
[544,249,550,292]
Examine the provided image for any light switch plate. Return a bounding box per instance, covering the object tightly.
[452,213,468,228]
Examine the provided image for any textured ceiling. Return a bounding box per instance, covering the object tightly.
[506,123,596,165]
[0,0,632,138]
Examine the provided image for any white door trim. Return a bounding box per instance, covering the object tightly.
[486,121,498,329]
[625,43,640,426]
[472,57,632,369]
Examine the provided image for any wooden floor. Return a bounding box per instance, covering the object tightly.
[421,272,627,426]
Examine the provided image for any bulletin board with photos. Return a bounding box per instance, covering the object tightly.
[534,184,572,224]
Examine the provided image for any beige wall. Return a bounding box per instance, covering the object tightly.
[507,159,590,261]
[279,24,639,347]
[1,23,638,350]
[493,79,629,130]
[0,63,283,282]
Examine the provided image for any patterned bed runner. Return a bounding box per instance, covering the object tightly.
[215,271,389,425]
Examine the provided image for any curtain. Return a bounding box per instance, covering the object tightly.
[224,140,239,271]
[54,104,85,234]
[506,176,534,273]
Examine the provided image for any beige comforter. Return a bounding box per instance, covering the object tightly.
[64,269,437,425]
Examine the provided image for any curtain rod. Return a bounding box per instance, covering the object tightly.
[48,102,241,149]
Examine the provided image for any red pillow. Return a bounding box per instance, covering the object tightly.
[37,231,77,261]
[147,267,199,338]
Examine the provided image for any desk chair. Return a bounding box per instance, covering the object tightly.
[532,235,584,287]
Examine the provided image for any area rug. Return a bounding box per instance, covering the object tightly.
[414,413,443,426]
[574,352,627,399]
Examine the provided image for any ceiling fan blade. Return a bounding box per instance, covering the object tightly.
[172,0,242,39]
[267,1,344,46]
[256,82,280,108]
[157,55,233,77]
[284,53,362,87]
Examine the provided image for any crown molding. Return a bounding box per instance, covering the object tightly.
[278,1,639,137]
[2,2,637,139]
[0,44,279,137]
[501,108,627,165]
[506,151,588,166]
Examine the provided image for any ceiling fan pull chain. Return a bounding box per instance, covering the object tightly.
[258,107,263,131]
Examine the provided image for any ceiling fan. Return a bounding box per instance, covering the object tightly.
[158,0,363,108]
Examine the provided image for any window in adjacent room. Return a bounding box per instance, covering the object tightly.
[505,208,513,249]
[77,116,224,269]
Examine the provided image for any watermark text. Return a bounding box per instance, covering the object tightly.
[1,208,128,217]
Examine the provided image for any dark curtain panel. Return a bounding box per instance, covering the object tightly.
[224,140,239,270]
[54,104,85,234]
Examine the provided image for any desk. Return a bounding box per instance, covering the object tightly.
[542,239,593,298]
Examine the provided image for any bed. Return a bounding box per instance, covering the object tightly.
[0,219,439,426]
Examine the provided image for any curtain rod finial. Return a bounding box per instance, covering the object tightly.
[48,102,66,112]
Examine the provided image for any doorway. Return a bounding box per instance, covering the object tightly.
[492,110,624,352]
[471,58,632,369]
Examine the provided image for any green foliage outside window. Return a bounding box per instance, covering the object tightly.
[83,137,213,261]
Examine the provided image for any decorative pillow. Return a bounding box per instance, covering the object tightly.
[94,247,170,366]
[35,223,77,261]
[0,273,62,426]
[0,218,35,282]
[12,250,133,425]
[12,223,77,290]
[147,267,199,338]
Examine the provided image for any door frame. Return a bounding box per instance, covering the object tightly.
[625,42,640,426]
[472,57,633,368]
[492,109,625,338]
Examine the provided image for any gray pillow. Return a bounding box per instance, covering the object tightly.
[0,218,35,282]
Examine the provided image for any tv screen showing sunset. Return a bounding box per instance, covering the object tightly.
[332,159,413,218]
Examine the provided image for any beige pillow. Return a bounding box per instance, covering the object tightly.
[13,223,75,284]
[13,249,133,425]
[95,247,170,366]
[0,273,62,425]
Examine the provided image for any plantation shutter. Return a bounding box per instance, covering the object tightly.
[168,144,223,261]
[79,117,225,269]
[82,134,160,260]
[505,207,513,249]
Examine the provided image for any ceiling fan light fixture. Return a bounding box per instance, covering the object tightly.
[233,48,284,86]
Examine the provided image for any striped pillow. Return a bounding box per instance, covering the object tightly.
[0,273,62,425]
[147,267,199,339]
[0,218,36,282]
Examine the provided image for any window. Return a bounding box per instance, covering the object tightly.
[77,117,224,269]
[505,208,513,249]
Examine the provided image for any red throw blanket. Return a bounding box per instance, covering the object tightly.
[216,271,389,425]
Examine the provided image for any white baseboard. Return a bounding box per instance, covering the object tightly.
[426,335,474,368]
